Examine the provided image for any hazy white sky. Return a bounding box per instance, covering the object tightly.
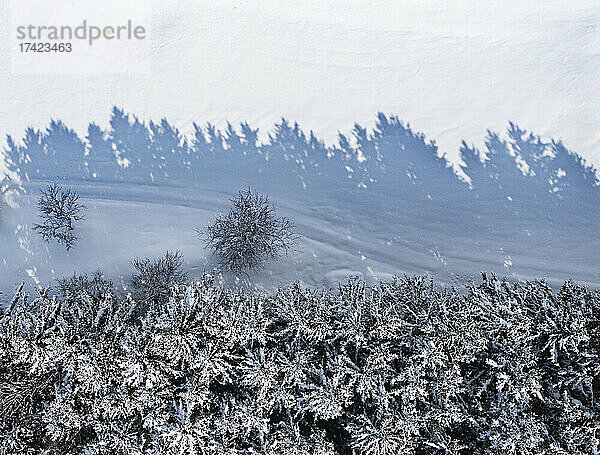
[1,0,599,168]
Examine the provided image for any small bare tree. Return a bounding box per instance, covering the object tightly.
[33,183,85,250]
[56,271,115,301]
[200,188,297,273]
[130,250,188,306]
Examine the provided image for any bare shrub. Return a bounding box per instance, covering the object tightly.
[130,250,188,305]
[56,271,115,301]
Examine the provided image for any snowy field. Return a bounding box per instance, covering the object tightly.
[1,172,598,296]
[1,0,599,170]
[1,107,599,296]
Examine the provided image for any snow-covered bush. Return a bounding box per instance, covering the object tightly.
[130,250,187,306]
[33,183,85,250]
[1,273,599,454]
[201,188,297,272]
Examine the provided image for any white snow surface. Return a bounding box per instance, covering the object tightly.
[1,178,598,296]
[1,0,599,169]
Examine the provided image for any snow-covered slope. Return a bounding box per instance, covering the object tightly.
[1,1,599,168]
[2,178,597,295]
[1,110,598,294]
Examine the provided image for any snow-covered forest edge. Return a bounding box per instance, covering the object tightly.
[1,107,598,291]
[1,273,599,454]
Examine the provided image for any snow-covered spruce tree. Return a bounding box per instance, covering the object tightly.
[33,183,85,251]
[130,250,188,307]
[201,188,297,272]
